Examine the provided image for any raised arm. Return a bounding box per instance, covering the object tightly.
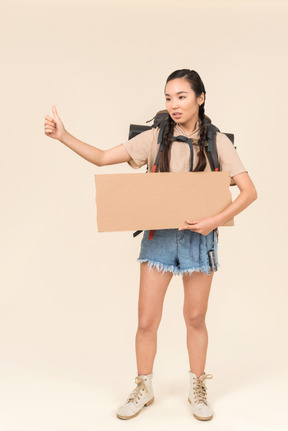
[44,105,132,167]
[59,131,131,166]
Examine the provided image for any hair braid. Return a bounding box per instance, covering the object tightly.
[193,103,208,172]
[158,115,176,172]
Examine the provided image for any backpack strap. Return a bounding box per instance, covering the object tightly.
[205,123,221,172]
[152,121,167,172]
[133,229,143,237]
[204,124,235,172]
[172,135,195,172]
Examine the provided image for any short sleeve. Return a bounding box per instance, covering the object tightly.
[121,128,154,169]
[216,132,248,186]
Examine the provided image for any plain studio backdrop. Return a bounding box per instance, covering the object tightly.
[1,0,287,430]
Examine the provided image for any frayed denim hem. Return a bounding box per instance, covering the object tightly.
[137,259,220,277]
[137,258,180,276]
[180,262,221,276]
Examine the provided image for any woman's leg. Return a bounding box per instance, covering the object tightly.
[182,271,214,378]
[136,262,173,375]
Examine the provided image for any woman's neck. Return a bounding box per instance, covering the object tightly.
[176,118,200,136]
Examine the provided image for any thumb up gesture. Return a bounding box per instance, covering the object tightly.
[44,105,67,141]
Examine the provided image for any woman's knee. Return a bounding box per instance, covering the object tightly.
[137,313,161,333]
[183,309,207,329]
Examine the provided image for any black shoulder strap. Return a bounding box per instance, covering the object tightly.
[133,229,143,237]
[147,110,169,128]
[205,123,220,171]
[205,125,235,172]
[152,121,166,172]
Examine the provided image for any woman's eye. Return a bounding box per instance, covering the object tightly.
[165,96,185,101]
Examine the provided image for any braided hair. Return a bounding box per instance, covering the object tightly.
[158,69,209,173]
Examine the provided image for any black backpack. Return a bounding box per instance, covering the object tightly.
[128,109,235,238]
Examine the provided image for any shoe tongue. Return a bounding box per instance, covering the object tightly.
[191,372,205,379]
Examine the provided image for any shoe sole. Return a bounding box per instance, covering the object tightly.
[188,397,213,421]
[116,396,154,420]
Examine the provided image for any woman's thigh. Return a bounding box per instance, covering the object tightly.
[137,262,174,328]
[182,271,214,319]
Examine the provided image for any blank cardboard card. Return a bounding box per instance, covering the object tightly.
[94,171,234,232]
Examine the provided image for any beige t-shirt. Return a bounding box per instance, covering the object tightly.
[121,120,247,186]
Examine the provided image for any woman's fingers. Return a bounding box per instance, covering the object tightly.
[44,106,59,127]
[44,118,56,134]
[179,225,199,231]
[178,219,201,230]
[45,119,56,128]
[52,105,59,118]
[45,120,55,127]
[45,114,56,129]
[185,219,201,225]
[44,111,57,133]
[44,106,65,140]
[45,115,55,122]
[45,124,55,131]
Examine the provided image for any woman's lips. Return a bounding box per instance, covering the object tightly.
[173,113,182,118]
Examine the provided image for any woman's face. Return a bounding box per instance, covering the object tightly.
[165,78,204,126]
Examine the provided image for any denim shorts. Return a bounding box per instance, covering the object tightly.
[137,228,220,276]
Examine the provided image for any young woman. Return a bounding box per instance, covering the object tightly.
[44,69,257,422]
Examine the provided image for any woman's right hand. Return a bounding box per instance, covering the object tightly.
[44,105,67,141]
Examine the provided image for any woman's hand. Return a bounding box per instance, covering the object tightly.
[178,173,258,236]
[178,216,218,236]
[44,105,67,141]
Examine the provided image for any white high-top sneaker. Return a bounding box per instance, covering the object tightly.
[188,371,214,421]
[116,373,154,420]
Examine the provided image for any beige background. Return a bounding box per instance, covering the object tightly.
[1,0,287,429]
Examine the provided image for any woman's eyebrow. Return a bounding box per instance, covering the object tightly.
[165,91,188,96]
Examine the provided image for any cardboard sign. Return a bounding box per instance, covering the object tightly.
[94,171,234,232]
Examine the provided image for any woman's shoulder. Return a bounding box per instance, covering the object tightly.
[215,131,247,183]
[133,126,158,142]
[215,131,233,145]
[123,127,156,148]
[121,126,157,170]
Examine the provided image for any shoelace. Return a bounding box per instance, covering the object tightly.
[126,376,148,404]
[192,374,213,404]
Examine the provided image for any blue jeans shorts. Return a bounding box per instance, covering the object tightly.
[137,228,220,276]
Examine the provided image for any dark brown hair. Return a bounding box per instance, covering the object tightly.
[159,69,209,172]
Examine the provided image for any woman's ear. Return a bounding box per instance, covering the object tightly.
[198,92,205,106]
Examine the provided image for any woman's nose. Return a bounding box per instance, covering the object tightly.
[171,99,179,108]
